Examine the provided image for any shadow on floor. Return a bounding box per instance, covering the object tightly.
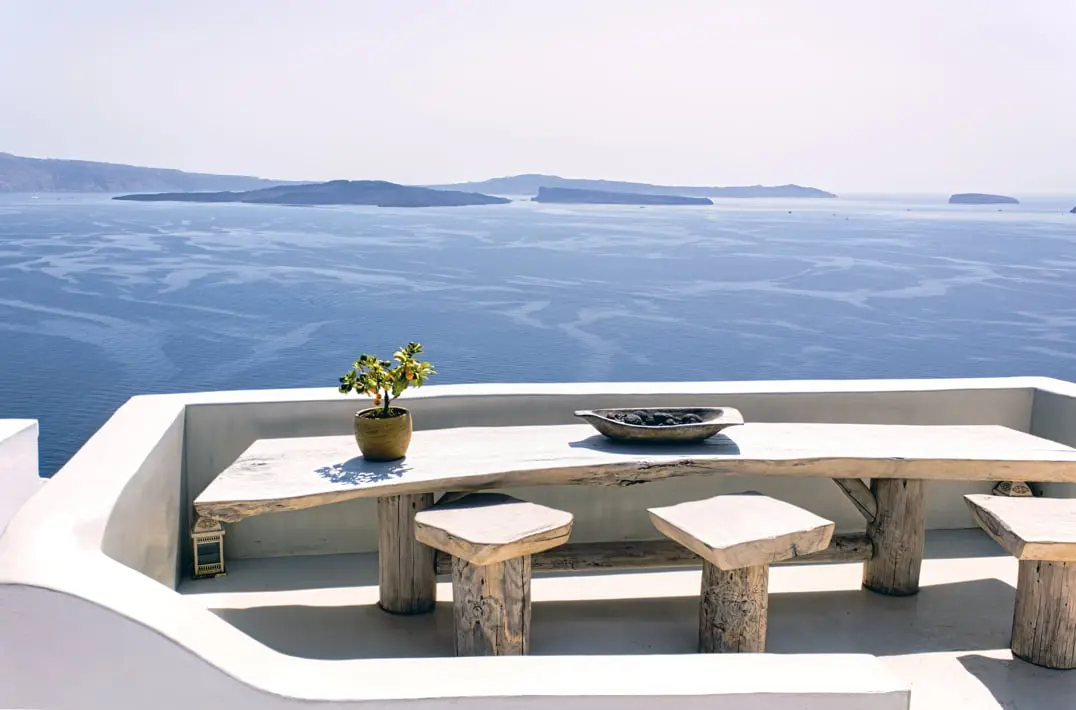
[958,653,1076,710]
[214,577,1016,661]
[184,529,1005,595]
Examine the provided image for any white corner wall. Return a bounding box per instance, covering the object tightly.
[0,583,909,710]
[0,419,42,535]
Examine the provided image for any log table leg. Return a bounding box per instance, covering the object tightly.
[378,493,436,614]
[1012,559,1076,669]
[863,478,925,596]
[452,554,531,656]
[699,561,768,653]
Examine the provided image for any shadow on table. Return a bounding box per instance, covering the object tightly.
[316,457,407,486]
[568,433,741,456]
[958,653,1076,710]
[212,577,1016,661]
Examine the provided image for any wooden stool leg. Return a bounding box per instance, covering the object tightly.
[1012,559,1076,669]
[863,478,925,596]
[452,554,531,656]
[699,561,768,653]
[378,493,436,614]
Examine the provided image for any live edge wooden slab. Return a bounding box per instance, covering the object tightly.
[194,422,1076,524]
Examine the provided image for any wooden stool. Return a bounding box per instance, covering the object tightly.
[965,494,1076,669]
[649,492,835,653]
[414,492,573,656]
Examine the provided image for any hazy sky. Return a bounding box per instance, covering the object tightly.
[2,1,1074,193]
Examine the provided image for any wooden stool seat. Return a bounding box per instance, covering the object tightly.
[965,494,1076,669]
[415,493,573,656]
[649,492,835,653]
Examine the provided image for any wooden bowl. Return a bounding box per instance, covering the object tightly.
[573,407,744,443]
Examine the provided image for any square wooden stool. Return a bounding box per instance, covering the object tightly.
[414,492,573,656]
[649,492,835,653]
[966,494,1076,669]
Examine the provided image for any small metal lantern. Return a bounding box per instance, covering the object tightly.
[191,515,226,579]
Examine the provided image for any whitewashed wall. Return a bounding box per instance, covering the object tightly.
[9,377,1076,710]
[0,419,42,535]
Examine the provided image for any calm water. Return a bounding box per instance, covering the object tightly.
[1,193,1075,474]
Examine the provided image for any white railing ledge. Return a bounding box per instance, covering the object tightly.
[0,419,42,535]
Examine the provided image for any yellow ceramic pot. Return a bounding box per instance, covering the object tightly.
[354,407,413,461]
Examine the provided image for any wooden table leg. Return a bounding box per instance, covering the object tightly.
[699,561,768,653]
[378,493,436,614]
[452,554,531,656]
[862,478,925,596]
[1012,559,1076,669]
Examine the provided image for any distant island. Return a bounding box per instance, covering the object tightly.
[949,193,1019,205]
[0,151,290,193]
[1,151,837,200]
[533,187,712,205]
[1071,206,1075,214]
[114,180,509,208]
[428,174,837,198]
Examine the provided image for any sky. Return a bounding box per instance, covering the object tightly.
[1,1,1074,194]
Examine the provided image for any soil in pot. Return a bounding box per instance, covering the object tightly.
[354,406,412,461]
[606,410,704,427]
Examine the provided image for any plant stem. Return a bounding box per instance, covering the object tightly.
[383,388,391,416]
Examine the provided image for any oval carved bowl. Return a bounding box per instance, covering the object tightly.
[573,406,744,443]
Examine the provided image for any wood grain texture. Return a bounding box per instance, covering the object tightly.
[648,493,834,570]
[194,423,1076,523]
[863,479,925,596]
[1011,559,1076,669]
[378,493,436,615]
[414,493,572,566]
[832,478,877,522]
[452,554,530,656]
[965,494,1076,561]
[433,533,873,575]
[699,562,768,653]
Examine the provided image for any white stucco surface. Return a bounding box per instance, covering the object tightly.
[0,419,41,535]
[3,377,1076,709]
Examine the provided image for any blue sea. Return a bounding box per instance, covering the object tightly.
[1,193,1074,475]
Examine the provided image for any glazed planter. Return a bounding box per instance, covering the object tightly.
[354,406,413,461]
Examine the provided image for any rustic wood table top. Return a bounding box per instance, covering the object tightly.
[194,422,1076,523]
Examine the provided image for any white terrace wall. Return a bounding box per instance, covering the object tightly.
[180,379,1037,560]
[1029,378,1076,498]
[0,419,42,535]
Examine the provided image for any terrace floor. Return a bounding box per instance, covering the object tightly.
[181,529,1075,710]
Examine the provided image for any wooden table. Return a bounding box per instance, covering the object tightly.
[194,423,1076,610]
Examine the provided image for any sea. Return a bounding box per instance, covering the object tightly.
[1,193,1074,475]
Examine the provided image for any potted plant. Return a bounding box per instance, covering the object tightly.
[338,342,436,461]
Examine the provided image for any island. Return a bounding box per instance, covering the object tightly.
[0,151,290,193]
[532,187,713,205]
[114,180,510,208]
[1071,206,1075,214]
[949,193,1019,205]
[428,174,837,199]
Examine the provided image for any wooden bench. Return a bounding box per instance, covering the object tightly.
[965,494,1076,669]
[649,492,836,653]
[414,492,573,656]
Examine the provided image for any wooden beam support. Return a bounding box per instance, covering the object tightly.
[435,533,871,575]
[1011,559,1076,669]
[452,554,531,656]
[378,493,437,614]
[832,478,877,523]
[699,562,768,653]
[862,479,925,596]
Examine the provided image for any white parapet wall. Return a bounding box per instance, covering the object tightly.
[0,419,42,535]
[5,376,1076,709]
